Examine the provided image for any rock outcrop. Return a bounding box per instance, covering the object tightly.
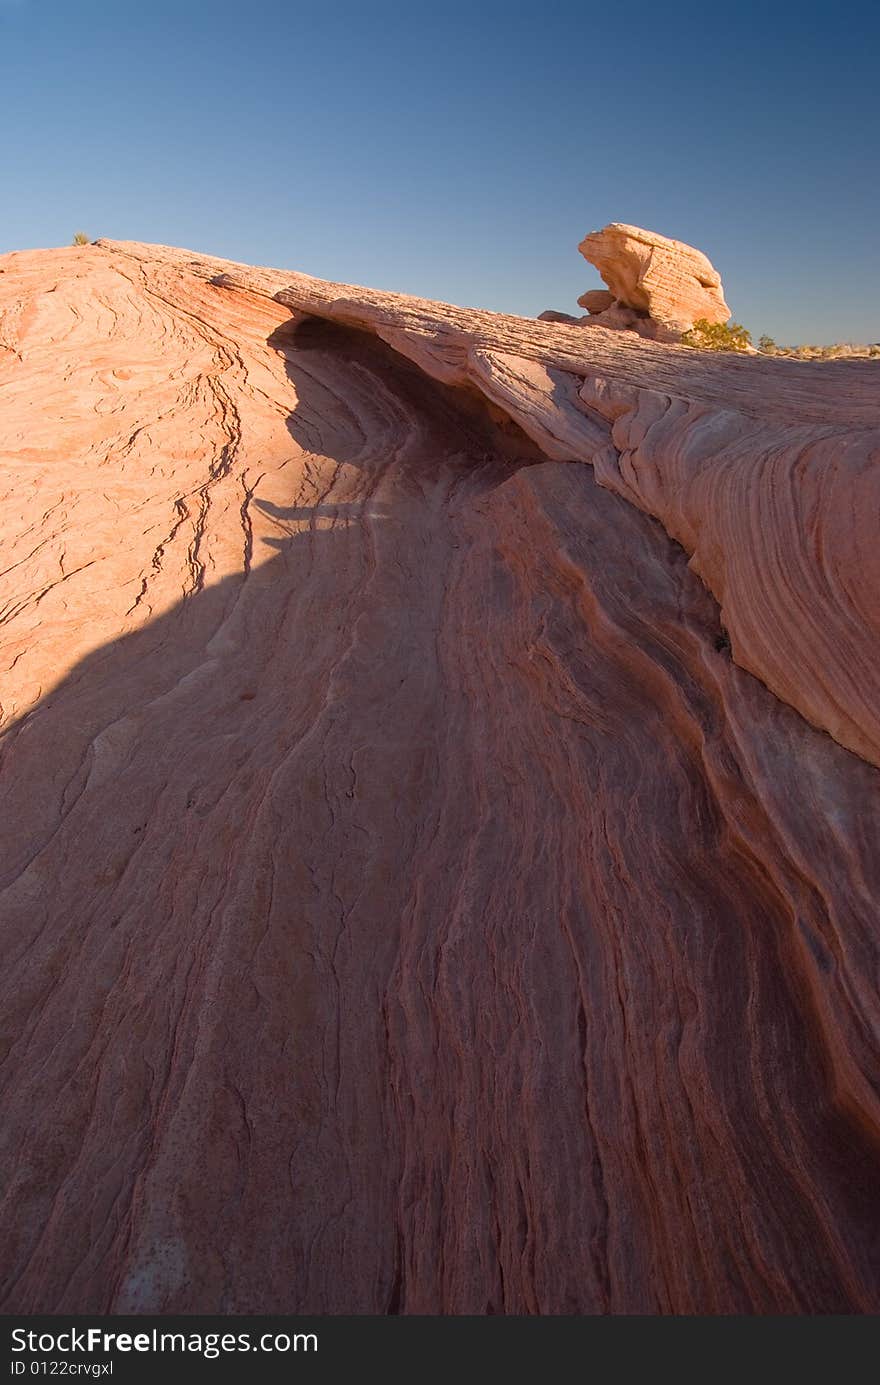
[578,288,616,315]
[1,241,878,1314]
[573,222,731,341]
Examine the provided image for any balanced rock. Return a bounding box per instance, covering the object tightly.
[578,288,615,314]
[579,222,730,339]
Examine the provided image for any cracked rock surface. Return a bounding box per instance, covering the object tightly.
[1,242,878,1313]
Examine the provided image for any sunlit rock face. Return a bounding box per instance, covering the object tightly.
[577,222,731,340]
[1,240,878,1314]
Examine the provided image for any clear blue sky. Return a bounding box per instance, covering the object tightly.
[1,0,877,343]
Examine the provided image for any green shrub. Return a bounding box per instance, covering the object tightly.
[681,318,753,352]
[758,334,777,354]
[71,231,90,246]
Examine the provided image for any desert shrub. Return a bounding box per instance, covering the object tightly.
[758,334,777,354]
[762,341,879,361]
[681,318,753,352]
[72,231,90,246]
[784,343,865,360]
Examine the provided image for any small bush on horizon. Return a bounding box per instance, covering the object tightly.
[681,319,753,352]
[758,334,777,354]
[72,231,90,246]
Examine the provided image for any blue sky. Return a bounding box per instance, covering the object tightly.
[1,0,877,342]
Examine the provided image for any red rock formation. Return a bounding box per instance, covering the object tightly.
[1,242,878,1314]
[579,222,731,339]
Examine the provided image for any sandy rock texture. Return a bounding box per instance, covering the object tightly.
[1,241,879,1314]
[578,223,731,340]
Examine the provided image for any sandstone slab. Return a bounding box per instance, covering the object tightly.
[0,242,878,1314]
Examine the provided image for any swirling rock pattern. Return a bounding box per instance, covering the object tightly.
[0,242,878,1314]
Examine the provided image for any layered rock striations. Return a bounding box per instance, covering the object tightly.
[1,241,879,1314]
